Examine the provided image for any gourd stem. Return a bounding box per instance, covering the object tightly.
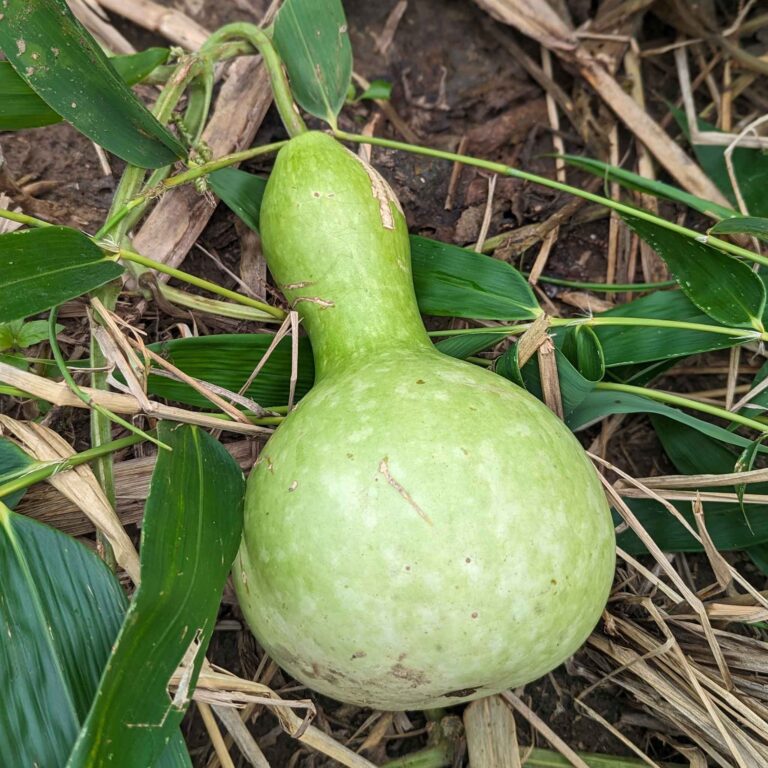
[332,130,768,269]
[596,381,768,434]
[202,23,307,137]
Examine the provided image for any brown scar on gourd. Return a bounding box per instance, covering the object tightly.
[345,147,403,231]
[292,296,335,309]
[283,280,316,290]
[378,457,433,526]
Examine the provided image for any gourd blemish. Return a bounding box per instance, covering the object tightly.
[234,131,615,711]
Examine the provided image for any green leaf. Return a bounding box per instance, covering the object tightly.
[111,48,171,86]
[0,439,36,508]
[410,236,541,320]
[595,290,740,367]
[616,418,768,555]
[209,168,267,234]
[68,423,244,768]
[0,319,61,350]
[496,340,599,418]
[675,110,768,217]
[570,389,763,451]
[560,154,737,221]
[352,79,393,102]
[618,495,768,554]
[145,334,314,409]
[273,0,353,125]
[0,506,125,765]
[0,227,124,323]
[622,213,765,330]
[0,2,183,167]
[710,216,768,243]
[0,48,169,130]
[560,326,604,381]
[434,332,501,359]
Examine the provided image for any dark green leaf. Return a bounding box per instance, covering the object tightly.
[560,154,737,220]
[710,216,768,243]
[273,0,353,125]
[209,168,267,234]
[622,213,765,330]
[0,319,61,351]
[0,227,124,323]
[145,334,314,409]
[0,439,36,508]
[111,48,171,86]
[570,389,763,451]
[747,543,768,576]
[0,2,183,167]
[496,341,598,418]
[69,424,244,768]
[410,236,541,320]
[618,496,768,553]
[0,506,126,765]
[560,326,605,381]
[675,110,768,217]
[616,418,768,554]
[0,49,170,130]
[354,79,393,102]
[737,359,768,419]
[595,290,739,366]
[434,333,502,359]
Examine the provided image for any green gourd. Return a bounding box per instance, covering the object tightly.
[234,132,615,711]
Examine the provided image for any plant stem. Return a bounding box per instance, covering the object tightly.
[333,130,768,268]
[532,275,678,292]
[158,284,283,323]
[427,316,765,343]
[48,309,168,450]
[95,140,287,238]
[0,433,146,501]
[596,381,768,434]
[0,208,52,228]
[202,23,306,137]
[116,248,285,319]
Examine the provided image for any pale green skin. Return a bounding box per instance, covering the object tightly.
[235,132,615,711]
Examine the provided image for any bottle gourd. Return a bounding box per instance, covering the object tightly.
[235,132,615,711]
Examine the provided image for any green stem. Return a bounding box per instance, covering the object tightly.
[202,23,307,136]
[333,130,768,268]
[48,309,169,450]
[158,284,283,323]
[596,381,768,434]
[0,433,145,501]
[95,140,287,239]
[117,249,286,319]
[427,316,765,343]
[0,208,52,228]
[532,275,678,292]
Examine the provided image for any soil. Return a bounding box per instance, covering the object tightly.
[2,0,761,766]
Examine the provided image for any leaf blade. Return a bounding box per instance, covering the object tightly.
[68,424,244,767]
[0,2,183,167]
[0,227,124,323]
[273,0,353,125]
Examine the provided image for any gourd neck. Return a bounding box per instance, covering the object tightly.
[259,132,433,382]
[287,278,432,381]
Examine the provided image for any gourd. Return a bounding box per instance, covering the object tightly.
[234,131,615,711]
